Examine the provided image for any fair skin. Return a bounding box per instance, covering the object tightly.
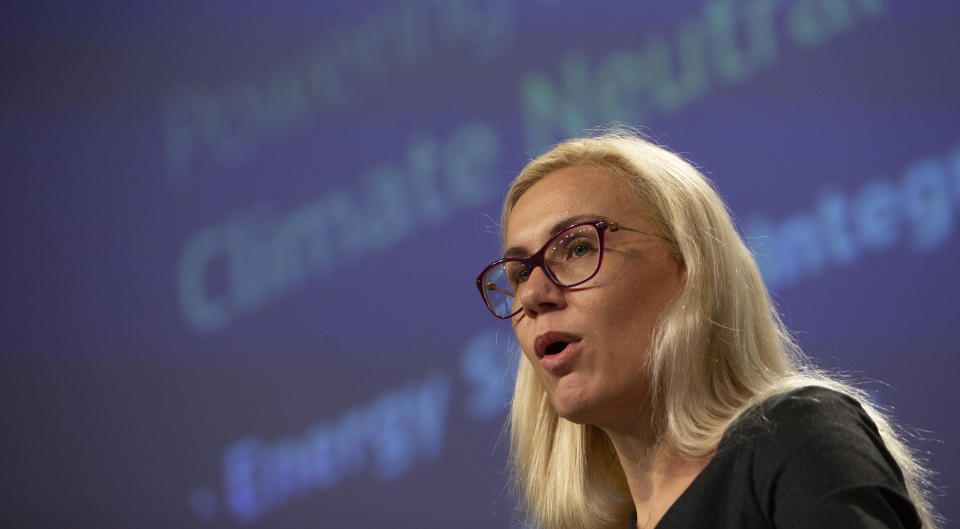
[505,165,709,528]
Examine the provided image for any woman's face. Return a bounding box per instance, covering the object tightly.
[506,165,685,432]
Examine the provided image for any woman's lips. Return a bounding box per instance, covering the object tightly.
[534,331,583,374]
[539,340,582,374]
[534,331,582,358]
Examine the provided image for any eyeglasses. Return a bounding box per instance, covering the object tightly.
[476,219,663,319]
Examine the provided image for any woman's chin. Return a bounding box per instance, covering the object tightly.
[547,386,597,424]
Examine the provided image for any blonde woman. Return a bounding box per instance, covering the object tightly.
[475,131,938,528]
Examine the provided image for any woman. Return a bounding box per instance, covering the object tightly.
[475,131,939,528]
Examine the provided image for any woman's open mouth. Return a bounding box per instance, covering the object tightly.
[534,331,582,360]
[544,341,569,356]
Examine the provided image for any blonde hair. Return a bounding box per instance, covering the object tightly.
[504,130,939,529]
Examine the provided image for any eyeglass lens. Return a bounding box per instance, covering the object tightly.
[482,224,601,317]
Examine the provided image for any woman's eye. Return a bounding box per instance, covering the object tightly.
[507,266,530,287]
[566,240,595,259]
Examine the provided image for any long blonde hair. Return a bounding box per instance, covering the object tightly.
[504,130,939,529]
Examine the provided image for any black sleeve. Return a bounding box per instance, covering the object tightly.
[749,387,922,529]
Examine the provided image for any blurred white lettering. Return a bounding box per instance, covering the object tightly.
[222,372,451,523]
[748,143,959,290]
[178,122,500,333]
[521,0,889,152]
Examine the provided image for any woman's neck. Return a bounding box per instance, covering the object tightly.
[604,429,712,529]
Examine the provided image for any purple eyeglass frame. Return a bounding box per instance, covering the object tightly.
[475,219,661,319]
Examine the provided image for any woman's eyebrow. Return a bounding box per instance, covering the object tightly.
[502,213,606,258]
[502,246,528,259]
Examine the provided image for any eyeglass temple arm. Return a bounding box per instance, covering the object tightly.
[484,283,515,298]
[609,222,675,243]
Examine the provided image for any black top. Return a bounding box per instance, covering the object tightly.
[630,386,921,528]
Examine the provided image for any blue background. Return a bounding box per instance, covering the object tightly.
[2,1,958,527]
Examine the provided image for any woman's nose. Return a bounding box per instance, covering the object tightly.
[516,266,567,318]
